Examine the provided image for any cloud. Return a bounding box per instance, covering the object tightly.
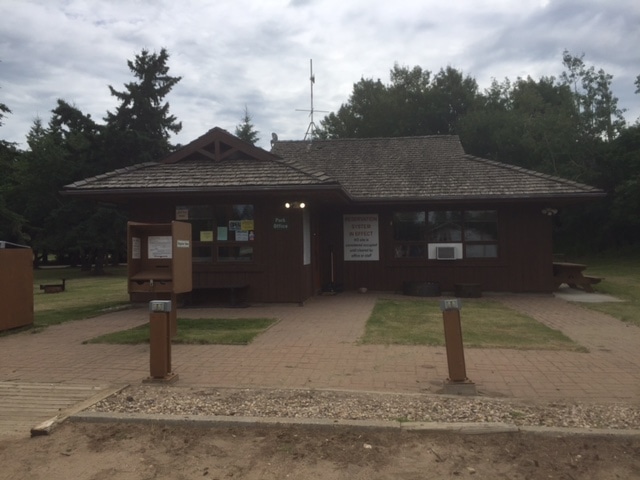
[0,0,638,151]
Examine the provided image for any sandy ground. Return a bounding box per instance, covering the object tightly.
[1,421,639,479]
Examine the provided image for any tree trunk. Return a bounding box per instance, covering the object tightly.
[92,249,106,275]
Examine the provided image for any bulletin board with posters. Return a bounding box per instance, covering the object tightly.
[127,221,192,294]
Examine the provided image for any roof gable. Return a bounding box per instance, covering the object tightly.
[64,128,338,193]
[161,127,278,164]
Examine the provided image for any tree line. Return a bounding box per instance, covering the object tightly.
[0,49,638,270]
[0,49,183,271]
[318,52,640,253]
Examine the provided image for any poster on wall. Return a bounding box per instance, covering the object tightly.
[131,237,141,259]
[175,206,189,220]
[200,231,214,242]
[303,211,311,265]
[148,236,172,259]
[343,214,379,261]
[241,219,254,231]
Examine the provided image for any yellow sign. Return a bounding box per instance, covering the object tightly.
[200,231,213,242]
[241,220,254,231]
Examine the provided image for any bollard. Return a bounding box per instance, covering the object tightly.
[440,298,476,395]
[144,300,179,383]
[170,293,177,337]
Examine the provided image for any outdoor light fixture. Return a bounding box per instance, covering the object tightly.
[285,202,306,209]
[541,207,558,216]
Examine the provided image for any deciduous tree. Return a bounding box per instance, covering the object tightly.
[560,50,626,141]
[320,64,479,139]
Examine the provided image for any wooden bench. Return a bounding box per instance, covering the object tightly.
[553,263,603,293]
[39,278,66,294]
[189,285,249,307]
[583,275,603,285]
[581,275,604,292]
[224,284,249,307]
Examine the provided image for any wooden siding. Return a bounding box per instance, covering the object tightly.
[502,206,554,292]
[128,198,556,303]
[128,197,314,304]
[263,204,305,302]
[321,206,554,294]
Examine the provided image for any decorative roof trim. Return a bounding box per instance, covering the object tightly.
[161,127,278,164]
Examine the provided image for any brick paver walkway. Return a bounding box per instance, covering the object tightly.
[1,293,639,403]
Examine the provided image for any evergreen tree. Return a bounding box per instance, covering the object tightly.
[0,91,25,242]
[0,102,9,127]
[47,101,126,271]
[104,48,182,168]
[10,119,68,263]
[234,106,260,145]
[0,141,25,243]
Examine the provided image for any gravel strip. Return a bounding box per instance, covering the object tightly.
[89,386,640,430]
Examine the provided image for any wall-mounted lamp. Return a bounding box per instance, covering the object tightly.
[541,207,558,216]
[285,202,306,209]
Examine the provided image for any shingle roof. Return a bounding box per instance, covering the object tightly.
[271,136,604,201]
[64,128,604,203]
[65,157,335,191]
[64,128,336,192]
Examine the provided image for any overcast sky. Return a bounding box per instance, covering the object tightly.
[1,0,638,151]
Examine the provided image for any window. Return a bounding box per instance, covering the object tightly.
[393,210,498,259]
[179,205,255,263]
[392,212,426,258]
[428,211,462,242]
[463,210,498,258]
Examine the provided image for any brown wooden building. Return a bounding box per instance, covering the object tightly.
[64,127,604,303]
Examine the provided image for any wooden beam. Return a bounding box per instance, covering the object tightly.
[219,147,239,160]
[197,148,218,161]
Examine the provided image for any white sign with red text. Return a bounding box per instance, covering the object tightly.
[344,214,379,261]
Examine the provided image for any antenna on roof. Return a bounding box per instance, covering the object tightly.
[296,59,329,141]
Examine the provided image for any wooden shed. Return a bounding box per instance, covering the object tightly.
[0,241,34,331]
[63,128,604,304]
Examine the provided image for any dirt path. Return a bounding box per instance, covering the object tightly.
[1,421,639,479]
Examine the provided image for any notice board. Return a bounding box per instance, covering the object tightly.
[343,214,379,261]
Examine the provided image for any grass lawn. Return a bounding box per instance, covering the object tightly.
[33,265,129,327]
[571,252,640,327]
[362,298,585,351]
[84,317,277,345]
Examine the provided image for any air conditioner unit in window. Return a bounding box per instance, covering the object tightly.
[435,246,456,260]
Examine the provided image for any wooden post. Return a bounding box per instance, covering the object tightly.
[442,308,467,382]
[440,298,476,395]
[144,300,178,383]
[170,293,177,337]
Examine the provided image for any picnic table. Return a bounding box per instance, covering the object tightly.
[552,262,603,293]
